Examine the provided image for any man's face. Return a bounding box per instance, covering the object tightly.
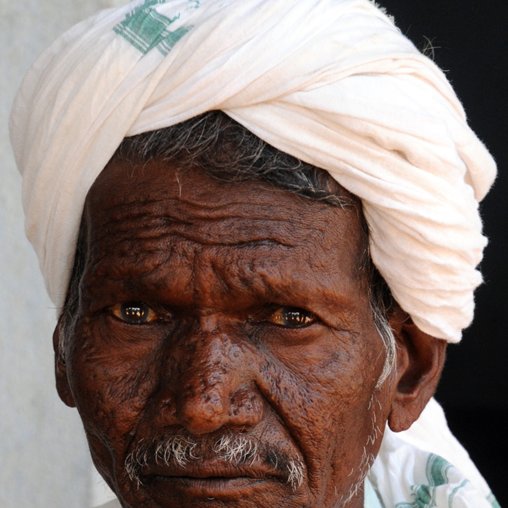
[59,159,393,508]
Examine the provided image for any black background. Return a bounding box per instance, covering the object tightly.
[380,1,508,504]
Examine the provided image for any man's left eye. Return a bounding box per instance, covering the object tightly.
[268,307,317,328]
[111,302,158,324]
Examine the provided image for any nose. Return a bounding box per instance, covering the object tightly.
[175,331,264,435]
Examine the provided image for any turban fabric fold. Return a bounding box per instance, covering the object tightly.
[10,0,496,341]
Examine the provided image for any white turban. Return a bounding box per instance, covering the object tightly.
[10,0,496,342]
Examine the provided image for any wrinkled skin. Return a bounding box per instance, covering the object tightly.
[54,160,446,507]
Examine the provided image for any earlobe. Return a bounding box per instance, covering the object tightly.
[387,309,447,432]
[53,320,76,408]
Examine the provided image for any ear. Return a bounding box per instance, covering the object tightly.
[53,319,76,408]
[387,308,447,432]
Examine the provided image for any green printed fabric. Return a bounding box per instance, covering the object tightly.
[113,0,197,55]
[367,433,500,508]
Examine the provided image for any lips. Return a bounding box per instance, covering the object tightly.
[141,461,283,501]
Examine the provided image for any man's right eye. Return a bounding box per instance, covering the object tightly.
[111,302,158,324]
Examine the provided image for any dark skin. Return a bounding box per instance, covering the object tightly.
[54,159,446,508]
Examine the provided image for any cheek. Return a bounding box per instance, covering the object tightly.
[260,330,385,495]
[67,316,164,447]
[66,317,173,506]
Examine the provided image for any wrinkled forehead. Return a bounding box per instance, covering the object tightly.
[83,156,368,274]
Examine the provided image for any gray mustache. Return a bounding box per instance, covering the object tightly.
[125,432,304,490]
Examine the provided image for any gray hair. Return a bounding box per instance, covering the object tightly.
[124,432,305,491]
[59,111,396,384]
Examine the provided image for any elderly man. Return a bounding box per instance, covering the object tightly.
[10,0,499,507]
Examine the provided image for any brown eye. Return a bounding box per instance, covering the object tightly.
[111,302,157,324]
[269,307,317,328]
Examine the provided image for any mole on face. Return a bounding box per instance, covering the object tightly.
[65,158,390,508]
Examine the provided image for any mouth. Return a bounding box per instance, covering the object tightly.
[141,464,283,500]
